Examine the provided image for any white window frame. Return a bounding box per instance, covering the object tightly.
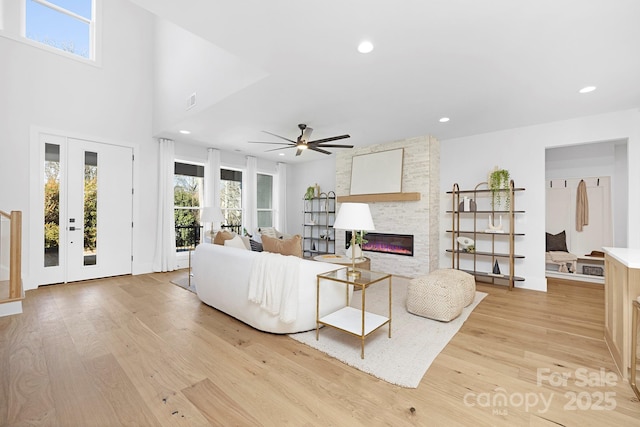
[174,161,205,253]
[220,167,244,231]
[257,172,275,228]
[11,0,100,63]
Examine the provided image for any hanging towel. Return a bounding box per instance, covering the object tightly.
[576,179,589,232]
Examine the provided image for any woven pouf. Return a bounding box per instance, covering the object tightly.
[428,269,476,307]
[406,274,465,322]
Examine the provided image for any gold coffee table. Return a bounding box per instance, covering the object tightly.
[316,267,392,359]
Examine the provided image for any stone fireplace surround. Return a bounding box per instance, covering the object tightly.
[335,135,439,277]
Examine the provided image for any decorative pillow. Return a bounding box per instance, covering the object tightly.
[213,230,235,246]
[258,227,278,239]
[546,230,568,252]
[261,234,302,258]
[239,235,252,250]
[249,239,263,252]
[224,235,250,250]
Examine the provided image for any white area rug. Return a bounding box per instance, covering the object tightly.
[289,276,487,388]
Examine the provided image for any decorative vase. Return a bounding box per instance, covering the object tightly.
[493,260,501,275]
[348,243,362,259]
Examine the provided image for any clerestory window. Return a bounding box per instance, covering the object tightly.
[24,0,95,60]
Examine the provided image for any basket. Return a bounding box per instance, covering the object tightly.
[582,266,604,276]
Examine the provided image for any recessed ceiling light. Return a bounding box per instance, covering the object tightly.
[357,41,374,54]
[579,86,596,94]
[439,117,450,123]
[279,153,285,156]
[179,130,191,134]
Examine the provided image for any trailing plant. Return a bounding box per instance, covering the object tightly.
[489,167,511,210]
[304,185,315,201]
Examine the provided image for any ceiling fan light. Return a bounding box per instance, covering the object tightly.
[298,143,308,150]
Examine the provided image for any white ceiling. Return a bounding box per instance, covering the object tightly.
[130,0,640,163]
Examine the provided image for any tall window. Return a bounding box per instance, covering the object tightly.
[44,143,60,267]
[174,162,204,252]
[25,0,95,60]
[257,173,274,228]
[220,169,242,228]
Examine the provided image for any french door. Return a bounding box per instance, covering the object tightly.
[38,134,133,285]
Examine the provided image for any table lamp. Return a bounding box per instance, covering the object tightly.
[333,202,375,279]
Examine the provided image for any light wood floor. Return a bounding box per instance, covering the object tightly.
[1,273,639,426]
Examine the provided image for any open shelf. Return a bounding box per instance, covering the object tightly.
[446,249,525,258]
[448,180,525,290]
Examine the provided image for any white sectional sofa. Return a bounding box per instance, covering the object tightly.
[193,243,352,334]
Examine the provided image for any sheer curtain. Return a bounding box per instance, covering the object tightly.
[153,138,177,272]
[276,162,288,232]
[245,156,257,233]
[204,148,221,234]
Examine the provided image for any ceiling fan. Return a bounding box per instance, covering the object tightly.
[249,124,353,156]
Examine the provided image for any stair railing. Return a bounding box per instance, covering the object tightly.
[0,210,23,302]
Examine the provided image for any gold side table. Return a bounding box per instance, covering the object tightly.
[316,267,392,359]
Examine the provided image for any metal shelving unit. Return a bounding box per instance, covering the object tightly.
[446,180,525,290]
[303,191,335,258]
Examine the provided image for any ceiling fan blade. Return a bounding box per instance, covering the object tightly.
[262,131,296,144]
[295,148,304,156]
[308,134,350,144]
[265,146,295,152]
[248,141,293,146]
[309,146,332,155]
[301,126,313,142]
[313,144,354,149]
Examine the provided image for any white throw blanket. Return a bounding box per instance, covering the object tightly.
[248,252,301,323]
[546,251,578,273]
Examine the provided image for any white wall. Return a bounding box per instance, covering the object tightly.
[0,0,157,288]
[153,18,267,135]
[440,109,640,292]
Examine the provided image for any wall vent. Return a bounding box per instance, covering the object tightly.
[187,92,197,110]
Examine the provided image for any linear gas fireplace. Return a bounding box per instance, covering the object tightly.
[346,231,414,257]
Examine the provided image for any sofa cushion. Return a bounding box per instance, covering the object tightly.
[224,235,250,250]
[545,230,568,252]
[258,227,278,239]
[249,239,263,252]
[262,234,302,258]
[213,230,235,245]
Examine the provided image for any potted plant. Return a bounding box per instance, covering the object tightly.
[348,231,367,259]
[304,185,315,202]
[488,167,511,210]
[304,185,316,223]
[354,230,368,246]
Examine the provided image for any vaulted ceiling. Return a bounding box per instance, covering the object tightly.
[130,0,640,162]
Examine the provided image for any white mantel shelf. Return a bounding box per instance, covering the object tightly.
[337,192,421,203]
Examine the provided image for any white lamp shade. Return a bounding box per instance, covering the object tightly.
[333,203,375,231]
[201,206,224,224]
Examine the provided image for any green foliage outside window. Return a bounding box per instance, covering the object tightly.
[84,169,97,251]
[44,176,59,249]
[175,176,201,250]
